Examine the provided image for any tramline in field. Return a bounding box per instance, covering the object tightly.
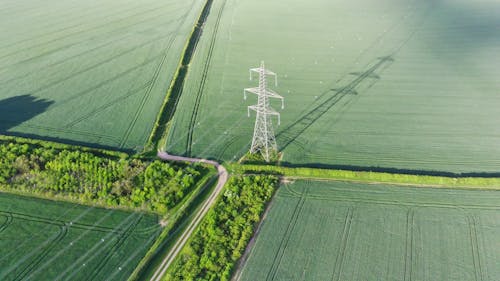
[166,0,500,173]
[0,193,160,281]
[238,180,500,281]
[0,0,205,150]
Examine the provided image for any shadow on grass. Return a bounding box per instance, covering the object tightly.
[276,56,395,150]
[0,94,53,133]
[0,95,134,153]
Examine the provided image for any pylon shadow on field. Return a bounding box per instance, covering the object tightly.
[277,56,395,150]
[0,95,53,133]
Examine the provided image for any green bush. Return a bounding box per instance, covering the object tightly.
[0,137,208,214]
[165,175,278,280]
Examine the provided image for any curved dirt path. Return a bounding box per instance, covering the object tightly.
[150,151,228,281]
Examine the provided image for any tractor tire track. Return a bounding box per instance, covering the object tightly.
[0,212,13,233]
[12,224,68,281]
[466,213,484,281]
[85,215,143,281]
[0,211,123,233]
[0,0,168,44]
[0,1,186,61]
[185,0,227,156]
[331,207,354,281]
[119,48,170,148]
[266,188,307,281]
[64,80,153,128]
[55,212,139,281]
[0,10,185,73]
[22,52,164,111]
[0,14,186,85]
[119,0,199,149]
[404,208,415,281]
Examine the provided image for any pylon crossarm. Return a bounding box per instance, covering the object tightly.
[244,87,260,95]
[248,105,258,115]
[264,89,283,99]
[263,108,281,125]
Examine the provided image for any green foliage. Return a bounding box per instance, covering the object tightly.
[240,151,280,165]
[0,138,207,214]
[165,175,278,281]
[227,163,500,190]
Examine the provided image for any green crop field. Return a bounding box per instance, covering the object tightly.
[0,0,205,150]
[166,0,500,173]
[238,180,500,281]
[0,192,161,281]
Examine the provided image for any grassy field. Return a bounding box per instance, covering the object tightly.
[0,192,161,281]
[238,180,500,281]
[166,0,500,173]
[0,0,205,150]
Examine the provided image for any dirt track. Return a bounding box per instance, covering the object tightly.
[150,151,228,281]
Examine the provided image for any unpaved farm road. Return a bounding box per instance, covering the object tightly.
[150,151,228,281]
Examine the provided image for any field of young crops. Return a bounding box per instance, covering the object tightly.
[238,180,500,281]
[0,193,161,281]
[0,0,205,150]
[166,0,500,173]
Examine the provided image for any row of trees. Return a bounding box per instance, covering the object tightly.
[166,175,278,280]
[0,140,208,214]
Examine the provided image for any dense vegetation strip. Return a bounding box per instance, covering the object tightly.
[147,0,214,151]
[0,136,210,214]
[228,163,500,190]
[127,171,217,281]
[165,175,278,280]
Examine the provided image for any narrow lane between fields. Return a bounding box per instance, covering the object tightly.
[150,150,228,281]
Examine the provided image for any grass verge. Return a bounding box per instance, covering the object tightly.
[227,163,500,190]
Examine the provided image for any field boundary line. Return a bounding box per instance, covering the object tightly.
[278,193,500,210]
[146,0,215,150]
[233,163,500,190]
[283,176,500,190]
[231,189,278,281]
[118,0,202,149]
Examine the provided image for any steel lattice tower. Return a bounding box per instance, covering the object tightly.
[244,61,284,162]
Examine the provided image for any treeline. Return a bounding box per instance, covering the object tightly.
[166,175,278,280]
[0,137,209,214]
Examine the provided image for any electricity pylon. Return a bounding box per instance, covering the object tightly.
[244,61,284,162]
